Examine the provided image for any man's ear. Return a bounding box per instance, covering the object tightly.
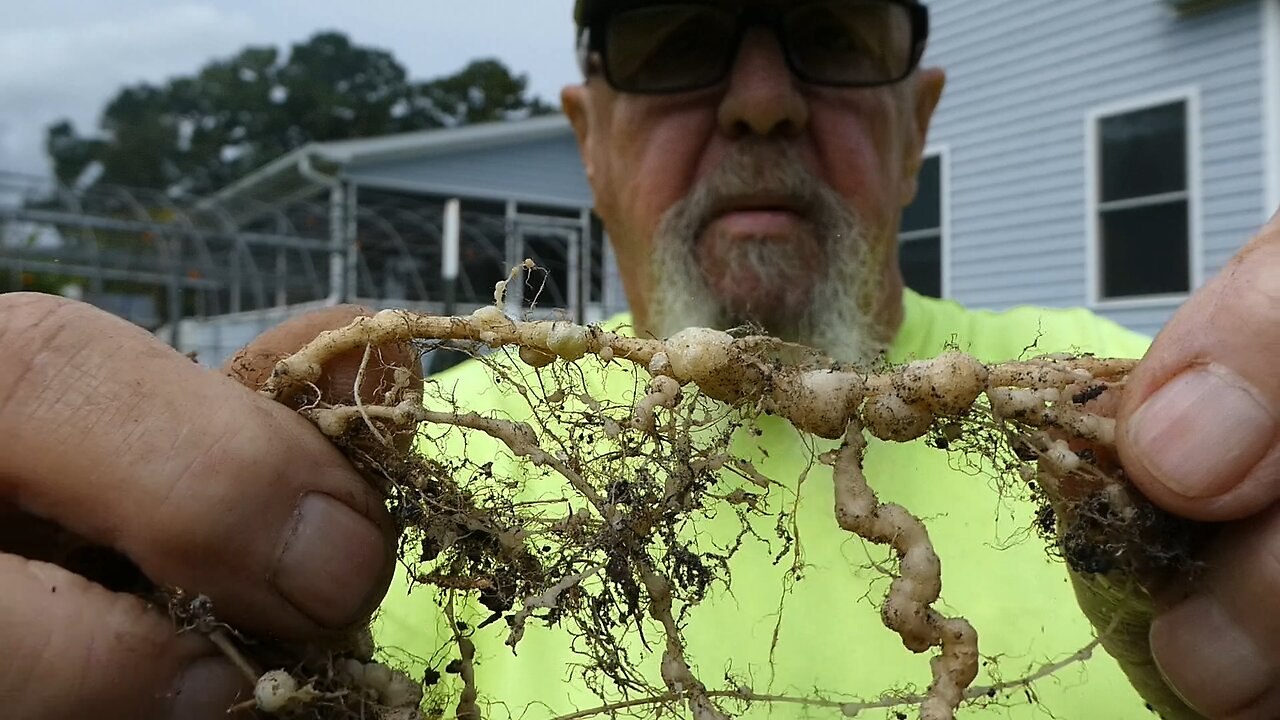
[912,67,946,150]
[899,67,946,205]
[561,84,596,185]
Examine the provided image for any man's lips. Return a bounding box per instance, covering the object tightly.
[702,197,809,238]
[707,208,805,236]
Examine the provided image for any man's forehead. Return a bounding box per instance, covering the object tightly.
[575,0,919,27]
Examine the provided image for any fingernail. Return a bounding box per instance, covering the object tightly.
[1151,594,1271,717]
[271,492,389,628]
[169,657,251,718]
[1127,365,1276,498]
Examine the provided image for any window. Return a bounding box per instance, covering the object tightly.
[1091,96,1196,300]
[899,151,944,298]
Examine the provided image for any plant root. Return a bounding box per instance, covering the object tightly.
[215,299,1204,720]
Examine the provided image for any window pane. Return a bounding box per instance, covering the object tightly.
[901,234,942,298]
[1100,101,1187,202]
[1101,201,1189,298]
[901,154,941,233]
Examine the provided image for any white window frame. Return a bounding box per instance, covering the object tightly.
[1264,0,1280,218]
[899,144,951,299]
[1085,87,1203,309]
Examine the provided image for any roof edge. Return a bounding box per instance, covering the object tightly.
[316,114,572,167]
[201,115,573,213]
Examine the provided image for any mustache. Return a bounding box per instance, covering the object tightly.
[672,141,836,240]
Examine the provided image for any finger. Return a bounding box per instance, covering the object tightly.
[0,293,395,638]
[1117,216,1280,521]
[0,552,251,719]
[1150,507,1280,718]
[224,304,422,453]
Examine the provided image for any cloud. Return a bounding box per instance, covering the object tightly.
[0,4,259,177]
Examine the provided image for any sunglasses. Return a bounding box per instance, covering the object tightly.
[580,1,930,94]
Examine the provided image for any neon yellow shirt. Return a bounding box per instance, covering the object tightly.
[376,290,1153,718]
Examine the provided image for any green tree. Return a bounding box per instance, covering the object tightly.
[414,58,556,126]
[46,32,555,198]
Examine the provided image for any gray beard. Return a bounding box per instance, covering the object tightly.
[647,142,893,366]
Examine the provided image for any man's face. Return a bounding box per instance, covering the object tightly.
[563,4,945,363]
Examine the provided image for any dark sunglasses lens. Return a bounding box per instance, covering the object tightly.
[785,1,914,85]
[605,5,737,92]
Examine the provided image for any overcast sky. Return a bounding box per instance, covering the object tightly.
[0,0,580,178]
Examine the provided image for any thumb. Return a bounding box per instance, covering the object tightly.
[1117,214,1280,521]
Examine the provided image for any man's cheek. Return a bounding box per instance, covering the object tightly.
[812,117,905,219]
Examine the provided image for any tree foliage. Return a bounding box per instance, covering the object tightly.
[46,32,556,197]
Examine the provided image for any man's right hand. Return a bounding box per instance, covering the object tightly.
[0,294,403,718]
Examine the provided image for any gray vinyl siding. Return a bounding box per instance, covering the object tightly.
[926,0,1266,336]
[343,132,592,210]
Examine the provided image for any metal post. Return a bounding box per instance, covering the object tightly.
[442,198,461,316]
[504,200,519,270]
[275,246,288,307]
[344,184,359,303]
[504,200,524,314]
[327,184,346,305]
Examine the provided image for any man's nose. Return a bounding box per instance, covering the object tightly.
[717,27,810,139]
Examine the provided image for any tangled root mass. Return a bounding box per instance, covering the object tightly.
[172,290,1203,720]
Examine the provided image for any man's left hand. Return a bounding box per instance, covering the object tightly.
[1117,210,1280,718]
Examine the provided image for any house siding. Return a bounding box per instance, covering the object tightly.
[342,133,592,210]
[926,0,1267,336]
